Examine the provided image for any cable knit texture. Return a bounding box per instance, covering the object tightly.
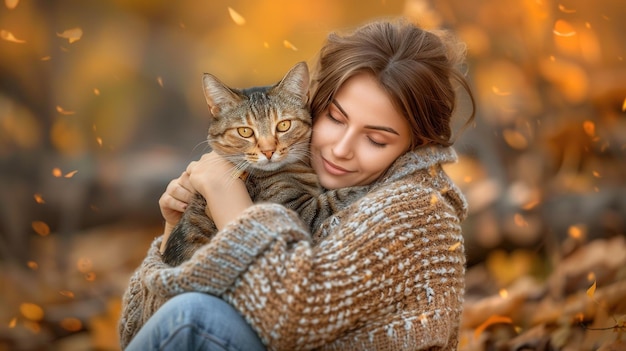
[118,145,468,350]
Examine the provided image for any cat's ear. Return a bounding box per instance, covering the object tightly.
[202,73,243,117]
[275,61,310,105]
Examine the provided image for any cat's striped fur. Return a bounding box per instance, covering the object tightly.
[162,62,367,266]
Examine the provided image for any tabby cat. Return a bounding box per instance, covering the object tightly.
[162,62,366,266]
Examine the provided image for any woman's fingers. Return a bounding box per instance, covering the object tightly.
[159,171,196,225]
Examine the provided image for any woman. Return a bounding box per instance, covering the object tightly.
[119,18,475,350]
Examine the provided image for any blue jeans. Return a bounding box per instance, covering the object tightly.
[125,292,266,351]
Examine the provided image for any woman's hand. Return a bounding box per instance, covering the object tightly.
[185,152,253,230]
[158,170,195,252]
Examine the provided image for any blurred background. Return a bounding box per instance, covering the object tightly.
[1,0,624,350]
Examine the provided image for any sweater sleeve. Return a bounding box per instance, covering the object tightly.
[117,205,310,348]
[118,237,171,349]
[220,186,466,350]
[144,204,311,298]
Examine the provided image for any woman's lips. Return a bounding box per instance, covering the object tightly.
[322,158,352,176]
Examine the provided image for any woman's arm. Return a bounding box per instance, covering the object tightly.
[186,152,253,230]
[157,152,253,253]
[119,152,254,346]
[143,185,466,350]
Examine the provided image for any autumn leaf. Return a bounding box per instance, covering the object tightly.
[33,193,45,204]
[57,27,83,43]
[56,105,75,115]
[0,29,26,43]
[60,318,82,332]
[228,7,246,26]
[491,86,511,96]
[474,315,513,339]
[558,4,576,13]
[553,19,576,37]
[64,170,78,178]
[586,280,596,298]
[283,40,298,51]
[31,221,50,236]
[20,303,44,321]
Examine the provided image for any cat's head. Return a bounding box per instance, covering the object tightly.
[202,62,311,172]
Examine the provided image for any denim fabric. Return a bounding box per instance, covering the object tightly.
[125,292,266,351]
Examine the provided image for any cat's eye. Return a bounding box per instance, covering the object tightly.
[276,120,291,132]
[237,127,254,138]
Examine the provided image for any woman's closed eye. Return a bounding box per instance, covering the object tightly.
[326,112,343,124]
[368,137,387,148]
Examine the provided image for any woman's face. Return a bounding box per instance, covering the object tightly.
[310,73,412,189]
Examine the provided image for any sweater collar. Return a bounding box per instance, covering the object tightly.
[376,145,459,185]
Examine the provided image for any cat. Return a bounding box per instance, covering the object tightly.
[162,62,367,266]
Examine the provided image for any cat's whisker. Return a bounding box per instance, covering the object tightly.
[191,139,211,155]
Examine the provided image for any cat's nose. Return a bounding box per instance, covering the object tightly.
[263,151,274,159]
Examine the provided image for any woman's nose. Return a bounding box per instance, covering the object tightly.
[331,133,354,159]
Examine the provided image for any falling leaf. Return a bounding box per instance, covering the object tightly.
[33,193,45,204]
[85,272,97,281]
[77,258,93,273]
[553,19,576,37]
[622,97,626,112]
[586,280,596,298]
[157,76,163,87]
[0,30,26,43]
[5,0,19,9]
[582,120,595,136]
[587,272,596,281]
[27,261,38,270]
[41,56,51,61]
[56,105,75,115]
[60,317,82,332]
[568,224,586,240]
[64,170,78,178]
[59,290,75,298]
[502,129,528,150]
[31,221,50,236]
[93,88,100,96]
[57,27,83,43]
[283,40,298,51]
[474,315,513,339]
[558,4,576,13]
[228,7,246,26]
[52,167,62,177]
[592,171,601,178]
[522,199,540,210]
[20,303,44,321]
[499,289,509,298]
[96,137,103,147]
[491,86,511,96]
[448,242,462,251]
[514,213,528,227]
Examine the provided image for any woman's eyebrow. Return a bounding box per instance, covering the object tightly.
[332,99,400,136]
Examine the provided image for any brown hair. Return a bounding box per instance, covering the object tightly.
[310,19,476,149]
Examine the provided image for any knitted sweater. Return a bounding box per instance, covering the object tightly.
[118,145,468,350]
